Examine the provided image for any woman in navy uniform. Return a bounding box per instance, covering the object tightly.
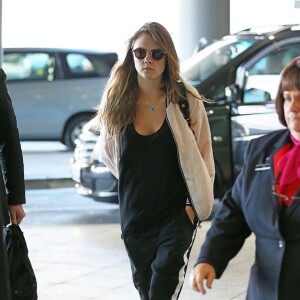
[0,68,26,299]
[191,56,300,299]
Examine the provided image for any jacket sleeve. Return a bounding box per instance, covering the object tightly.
[97,125,119,179]
[187,85,215,184]
[194,141,253,278]
[0,69,26,205]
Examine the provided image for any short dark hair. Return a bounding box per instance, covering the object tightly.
[275,56,300,126]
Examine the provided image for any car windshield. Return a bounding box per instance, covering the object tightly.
[181,37,257,85]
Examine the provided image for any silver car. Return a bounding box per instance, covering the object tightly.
[70,117,118,203]
[3,47,118,149]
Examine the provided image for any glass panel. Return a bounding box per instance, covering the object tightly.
[245,43,300,103]
[3,52,55,81]
[66,53,113,78]
[66,53,95,74]
[182,38,256,85]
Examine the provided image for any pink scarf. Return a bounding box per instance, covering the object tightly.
[277,134,300,189]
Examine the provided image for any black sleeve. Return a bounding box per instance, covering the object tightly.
[0,68,26,205]
[194,142,253,278]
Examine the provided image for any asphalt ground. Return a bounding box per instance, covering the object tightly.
[22,141,74,190]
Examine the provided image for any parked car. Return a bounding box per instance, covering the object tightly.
[70,117,118,203]
[181,24,300,197]
[3,47,118,149]
[71,24,300,203]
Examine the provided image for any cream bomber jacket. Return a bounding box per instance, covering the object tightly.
[98,85,215,222]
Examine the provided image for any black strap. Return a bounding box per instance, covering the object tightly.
[178,82,190,127]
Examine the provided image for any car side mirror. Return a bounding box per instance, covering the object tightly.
[243,88,271,104]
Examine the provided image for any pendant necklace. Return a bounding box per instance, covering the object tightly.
[145,95,163,112]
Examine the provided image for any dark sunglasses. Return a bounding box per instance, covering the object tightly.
[132,47,166,60]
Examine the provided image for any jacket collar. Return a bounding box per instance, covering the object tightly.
[270,130,300,221]
[273,130,292,152]
[268,130,291,181]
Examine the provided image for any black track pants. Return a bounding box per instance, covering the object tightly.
[123,209,197,300]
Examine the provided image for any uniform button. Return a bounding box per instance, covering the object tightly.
[278,240,284,248]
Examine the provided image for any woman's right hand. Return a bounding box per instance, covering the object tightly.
[8,204,25,225]
[189,263,216,295]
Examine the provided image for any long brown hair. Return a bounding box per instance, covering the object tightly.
[98,22,198,137]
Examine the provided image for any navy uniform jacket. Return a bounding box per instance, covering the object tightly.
[196,129,300,300]
[0,68,26,299]
[0,68,25,216]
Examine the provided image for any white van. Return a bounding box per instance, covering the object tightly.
[3,47,118,148]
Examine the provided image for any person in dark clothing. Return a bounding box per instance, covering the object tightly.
[0,68,26,300]
[190,56,300,300]
[97,22,215,299]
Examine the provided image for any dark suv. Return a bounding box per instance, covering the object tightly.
[71,24,300,202]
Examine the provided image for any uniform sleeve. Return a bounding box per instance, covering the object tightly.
[0,69,26,205]
[194,141,254,278]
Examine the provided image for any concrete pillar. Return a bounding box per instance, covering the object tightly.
[178,0,230,61]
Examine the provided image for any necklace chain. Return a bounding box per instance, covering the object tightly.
[145,95,164,112]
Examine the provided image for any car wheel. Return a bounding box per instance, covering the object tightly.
[63,114,93,149]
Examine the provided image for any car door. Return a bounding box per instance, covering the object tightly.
[3,50,65,140]
[205,103,233,199]
[231,39,300,176]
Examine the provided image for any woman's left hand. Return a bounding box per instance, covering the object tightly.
[185,205,195,224]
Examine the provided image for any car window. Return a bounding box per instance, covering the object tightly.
[66,54,96,74]
[244,43,300,103]
[65,53,114,78]
[182,38,256,86]
[3,52,55,81]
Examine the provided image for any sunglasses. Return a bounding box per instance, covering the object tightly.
[132,47,166,60]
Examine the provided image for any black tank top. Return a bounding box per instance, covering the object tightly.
[119,118,188,237]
